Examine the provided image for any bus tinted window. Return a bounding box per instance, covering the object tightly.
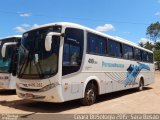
[108,39,122,58]
[62,28,84,76]
[142,51,148,62]
[148,53,153,63]
[87,33,107,55]
[122,44,134,60]
[134,48,141,61]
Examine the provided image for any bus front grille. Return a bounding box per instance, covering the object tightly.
[19,87,40,92]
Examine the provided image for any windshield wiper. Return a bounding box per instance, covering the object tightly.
[33,58,44,78]
[18,43,45,78]
[18,45,29,77]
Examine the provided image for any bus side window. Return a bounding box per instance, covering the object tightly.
[62,28,84,76]
[122,44,134,60]
[108,39,122,58]
[87,33,107,56]
[134,48,141,61]
[142,51,147,62]
[148,53,153,63]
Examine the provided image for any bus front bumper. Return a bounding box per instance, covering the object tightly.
[0,79,10,89]
[16,85,64,103]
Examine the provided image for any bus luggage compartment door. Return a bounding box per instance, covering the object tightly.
[105,81,112,93]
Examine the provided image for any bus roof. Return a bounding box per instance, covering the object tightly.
[0,35,22,41]
[24,22,153,53]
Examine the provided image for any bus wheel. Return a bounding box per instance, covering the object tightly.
[81,83,96,106]
[138,79,144,91]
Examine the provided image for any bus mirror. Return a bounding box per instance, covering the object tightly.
[12,53,18,76]
[1,42,18,58]
[1,44,7,58]
[45,32,61,51]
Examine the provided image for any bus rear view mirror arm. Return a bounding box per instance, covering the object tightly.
[1,42,18,58]
[45,32,63,51]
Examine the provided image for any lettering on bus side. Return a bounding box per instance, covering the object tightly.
[102,61,124,68]
[88,58,98,64]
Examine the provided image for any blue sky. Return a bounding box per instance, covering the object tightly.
[0,0,160,44]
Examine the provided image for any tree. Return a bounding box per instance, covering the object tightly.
[146,22,160,62]
[155,42,160,50]
[138,42,144,47]
[154,50,160,62]
[138,41,153,50]
[144,41,153,51]
[146,21,160,43]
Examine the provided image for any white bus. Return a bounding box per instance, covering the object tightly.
[16,22,154,105]
[0,35,21,89]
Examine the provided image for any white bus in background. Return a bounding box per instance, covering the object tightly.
[16,22,154,105]
[0,35,21,90]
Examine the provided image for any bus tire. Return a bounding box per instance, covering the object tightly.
[138,79,144,91]
[80,83,96,106]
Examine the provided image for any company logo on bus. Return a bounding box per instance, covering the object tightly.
[104,62,150,87]
[102,61,124,68]
[122,63,150,87]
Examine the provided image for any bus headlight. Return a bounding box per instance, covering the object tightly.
[39,83,59,92]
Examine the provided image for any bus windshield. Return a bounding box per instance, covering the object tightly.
[0,47,12,73]
[0,38,20,73]
[17,26,61,79]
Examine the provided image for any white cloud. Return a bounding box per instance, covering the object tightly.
[15,23,40,33]
[139,38,154,44]
[95,24,115,32]
[15,27,26,33]
[32,24,39,29]
[19,12,31,17]
[155,12,160,16]
[123,31,130,34]
[22,24,30,28]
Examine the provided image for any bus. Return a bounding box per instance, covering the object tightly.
[16,22,154,105]
[0,35,21,89]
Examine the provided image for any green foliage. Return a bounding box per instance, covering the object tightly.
[145,22,160,62]
[146,21,160,43]
[138,42,144,47]
[144,41,153,51]
[155,42,160,50]
[138,41,153,51]
[154,50,160,62]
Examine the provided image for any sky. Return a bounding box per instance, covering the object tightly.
[0,0,160,44]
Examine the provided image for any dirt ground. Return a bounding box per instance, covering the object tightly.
[0,72,160,114]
